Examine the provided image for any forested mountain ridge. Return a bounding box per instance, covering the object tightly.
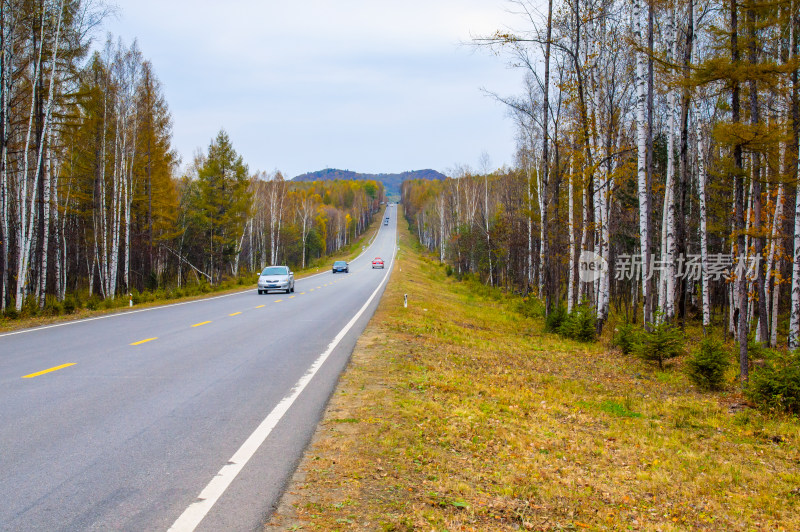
[293,168,445,196]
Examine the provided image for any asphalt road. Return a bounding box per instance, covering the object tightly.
[0,207,398,531]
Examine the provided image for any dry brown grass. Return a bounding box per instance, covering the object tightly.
[266,214,800,532]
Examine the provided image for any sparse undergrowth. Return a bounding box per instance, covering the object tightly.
[266,215,800,531]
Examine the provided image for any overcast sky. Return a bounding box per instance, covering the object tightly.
[100,0,526,178]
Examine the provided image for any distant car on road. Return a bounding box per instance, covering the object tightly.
[332,260,349,273]
[384,218,389,225]
[372,257,384,269]
[258,265,294,294]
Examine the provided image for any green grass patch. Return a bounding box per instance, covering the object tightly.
[577,399,644,418]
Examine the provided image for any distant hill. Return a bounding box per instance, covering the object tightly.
[292,168,446,197]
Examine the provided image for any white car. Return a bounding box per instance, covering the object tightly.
[258,266,295,294]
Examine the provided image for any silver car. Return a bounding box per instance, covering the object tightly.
[258,266,295,294]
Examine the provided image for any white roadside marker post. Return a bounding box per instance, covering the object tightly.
[404,294,408,308]
[129,293,133,307]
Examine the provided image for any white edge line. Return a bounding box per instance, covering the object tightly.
[0,209,393,340]
[0,289,246,339]
[167,233,397,532]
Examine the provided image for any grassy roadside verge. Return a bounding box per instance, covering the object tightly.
[0,211,384,334]
[266,209,799,531]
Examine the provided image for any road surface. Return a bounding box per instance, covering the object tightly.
[0,207,397,531]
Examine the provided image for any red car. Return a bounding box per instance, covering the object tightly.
[372,257,384,269]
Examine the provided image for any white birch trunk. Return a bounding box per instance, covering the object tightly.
[437,193,447,262]
[568,163,576,313]
[659,3,678,321]
[789,137,800,347]
[579,170,589,302]
[56,169,72,301]
[589,15,604,316]
[301,210,308,269]
[765,175,784,346]
[526,156,533,288]
[694,103,711,328]
[485,173,493,286]
[771,256,781,347]
[107,102,123,299]
[276,180,285,263]
[537,163,545,296]
[633,0,651,324]
[14,10,47,311]
[455,176,462,274]
[97,56,110,298]
[17,2,63,310]
[746,167,756,332]
[124,106,138,291]
[37,132,52,306]
[0,8,11,312]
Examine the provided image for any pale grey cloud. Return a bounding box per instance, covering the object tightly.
[101,0,525,177]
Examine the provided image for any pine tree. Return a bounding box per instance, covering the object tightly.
[191,130,250,283]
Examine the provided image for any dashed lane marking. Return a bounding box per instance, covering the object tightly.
[22,363,76,379]
[130,337,158,346]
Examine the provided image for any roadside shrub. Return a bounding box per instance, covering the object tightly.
[746,350,800,414]
[746,335,770,364]
[63,296,77,314]
[559,304,596,342]
[545,304,567,333]
[85,295,101,310]
[445,264,454,277]
[635,319,684,369]
[517,296,545,318]
[42,298,63,317]
[131,289,143,305]
[612,321,639,355]
[21,295,39,317]
[687,336,730,390]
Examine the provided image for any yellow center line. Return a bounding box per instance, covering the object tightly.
[229,312,242,316]
[22,363,76,379]
[192,321,212,327]
[274,299,283,303]
[130,337,158,346]
[309,289,315,292]
[316,286,322,289]
[289,295,295,299]
[255,304,266,308]
[300,292,306,295]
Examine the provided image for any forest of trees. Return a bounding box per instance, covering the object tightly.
[402,0,799,382]
[0,0,383,315]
